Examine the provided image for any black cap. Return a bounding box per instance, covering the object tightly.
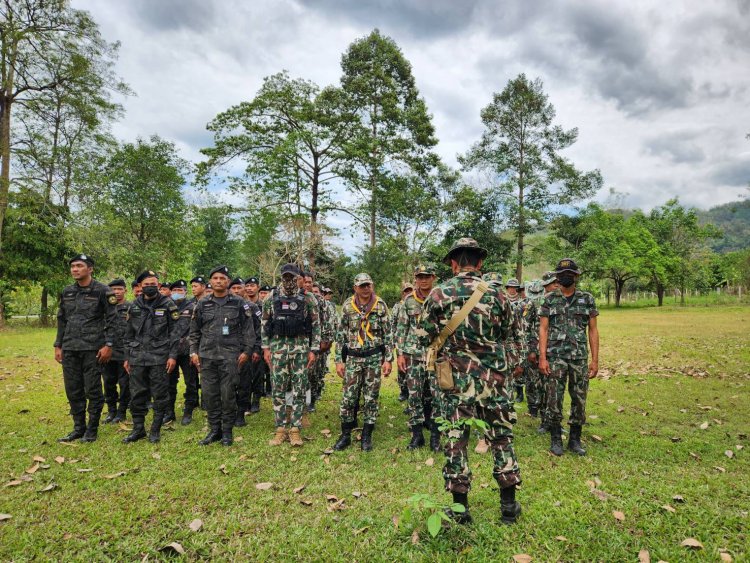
[190,276,206,285]
[131,280,139,288]
[107,278,126,288]
[280,263,300,276]
[209,265,231,279]
[260,285,272,292]
[206,282,213,289]
[160,280,169,288]
[69,253,94,266]
[170,279,187,290]
[229,277,244,288]
[555,258,581,274]
[245,277,259,285]
[136,270,159,284]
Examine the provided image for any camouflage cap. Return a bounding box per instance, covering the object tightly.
[354,272,373,286]
[401,281,414,291]
[505,278,520,288]
[442,237,488,265]
[527,279,544,294]
[482,272,503,286]
[414,263,436,276]
[555,257,581,274]
[541,271,557,286]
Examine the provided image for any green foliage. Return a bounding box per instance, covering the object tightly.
[434,416,490,435]
[699,199,750,253]
[461,74,603,279]
[192,202,239,277]
[400,493,465,538]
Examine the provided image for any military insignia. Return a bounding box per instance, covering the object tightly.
[171,311,180,320]
[155,309,165,317]
[243,304,250,310]
[108,295,117,304]
[289,301,299,310]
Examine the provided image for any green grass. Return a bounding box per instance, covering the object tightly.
[1,306,748,561]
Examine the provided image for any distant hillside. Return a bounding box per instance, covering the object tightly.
[699,199,750,253]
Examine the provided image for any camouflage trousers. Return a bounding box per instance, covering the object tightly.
[545,357,589,427]
[270,350,308,428]
[309,350,328,400]
[436,362,521,493]
[403,353,436,428]
[339,356,383,425]
[524,361,544,413]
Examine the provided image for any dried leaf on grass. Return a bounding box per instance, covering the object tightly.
[638,549,650,563]
[661,504,676,513]
[54,456,65,464]
[32,455,45,463]
[0,514,11,521]
[188,519,203,532]
[555,535,568,542]
[293,485,306,494]
[591,435,603,443]
[159,542,185,555]
[411,529,419,544]
[26,463,40,474]
[699,421,709,430]
[5,480,23,487]
[38,483,57,493]
[681,538,703,549]
[513,555,532,563]
[672,495,685,503]
[725,450,734,459]
[424,457,434,466]
[104,471,126,479]
[255,482,273,490]
[613,510,625,522]
[299,499,313,506]
[218,464,228,475]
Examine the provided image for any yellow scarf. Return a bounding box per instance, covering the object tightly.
[351,295,382,345]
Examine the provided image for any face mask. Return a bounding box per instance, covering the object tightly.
[282,277,298,294]
[171,292,184,301]
[557,273,575,288]
[142,285,159,298]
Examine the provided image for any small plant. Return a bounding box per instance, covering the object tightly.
[434,416,489,435]
[400,493,466,538]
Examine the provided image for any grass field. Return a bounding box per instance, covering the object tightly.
[1,305,748,561]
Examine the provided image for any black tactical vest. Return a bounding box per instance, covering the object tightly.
[267,293,310,338]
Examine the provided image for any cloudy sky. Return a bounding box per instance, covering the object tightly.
[76,0,750,250]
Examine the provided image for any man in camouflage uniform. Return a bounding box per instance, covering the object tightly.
[539,259,599,456]
[419,238,522,525]
[103,278,130,424]
[332,273,393,452]
[54,254,118,443]
[396,265,440,451]
[392,282,413,402]
[504,278,527,403]
[262,264,320,447]
[122,271,181,444]
[535,272,559,434]
[522,280,544,419]
[189,266,256,446]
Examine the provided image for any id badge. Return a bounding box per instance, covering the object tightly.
[222,325,229,336]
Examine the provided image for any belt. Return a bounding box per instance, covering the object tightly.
[346,345,384,358]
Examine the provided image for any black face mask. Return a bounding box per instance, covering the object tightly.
[557,273,576,288]
[142,285,159,298]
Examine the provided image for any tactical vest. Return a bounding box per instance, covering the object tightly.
[266,293,310,338]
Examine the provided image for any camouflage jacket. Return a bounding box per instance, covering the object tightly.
[125,294,181,366]
[261,289,321,354]
[54,279,118,352]
[335,294,392,362]
[189,294,257,360]
[418,269,514,375]
[395,291,429,357]
[539,289,599,360]
[322,299,338,343]
[521,297,540,355]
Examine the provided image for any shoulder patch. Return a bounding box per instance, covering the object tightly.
[108,295,117,304]
[171,310,180,320]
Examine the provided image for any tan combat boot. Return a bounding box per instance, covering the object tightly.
[301,412,311,429]
[289,427,304,447]
[268,427,287,446]
[475,438,490,454]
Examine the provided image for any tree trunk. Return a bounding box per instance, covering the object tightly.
[0,90,12,255]
[40,286,50,326]
[614,278,624,307]
[656,283,664,307]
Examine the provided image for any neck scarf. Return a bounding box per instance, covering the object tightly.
[413,288,430,304]
[351,294,378,345]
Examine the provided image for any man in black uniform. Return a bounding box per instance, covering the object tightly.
[190,276,207,301]
[122,271,180,444]
[54,254,117,443]
[189,265,256,446]
[103,279,130,424]
[163,279,197,425]
[228,277,261,427]
[244,277,265,413]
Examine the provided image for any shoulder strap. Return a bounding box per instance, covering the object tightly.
[429,281,489,354]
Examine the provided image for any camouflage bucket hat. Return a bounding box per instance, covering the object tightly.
[353,272,373,286]
[442,237,488,265]
[482,272,503,285]
[505,278,520,288]
[541,271,557,286]
[555,258,581,274]
[527,280,544,294]
[401,281,414,291]
[414,264,436,276]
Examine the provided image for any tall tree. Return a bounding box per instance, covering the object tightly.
[198,72,353,266]
[338,29,438,248]
[461,74,603,280]
[192,201,238,277]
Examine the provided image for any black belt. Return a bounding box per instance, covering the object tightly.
[345,345,384,358]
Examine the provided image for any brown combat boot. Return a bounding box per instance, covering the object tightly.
[268,427,287,446]
[289,427,304,447]
[301,412,311,429]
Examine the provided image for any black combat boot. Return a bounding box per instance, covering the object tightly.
[199,427,222,445]
[445,492,473,525]
[549,425,564,456]
[537,421,549,434]
[429,422,442,452]
[221,429,233,447]
[235,411,247,427]
[123,422,147,443]
[528,405,538,417]
[333,422,353,451]
[181,408,193,426]
[500,486,522,524]
[361,423,375,452]
[307,396,316,413]
[103,404,117,424]
[80,413,101,443]
[148,415,163,443]
[567,424,587,456]
[58,414,86,442]
[162,410,176,424]
[112,408,126,424]
[407,424,425,450]
[249,397,260,414]
[398,384,408,402]
[514,384,524,403]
